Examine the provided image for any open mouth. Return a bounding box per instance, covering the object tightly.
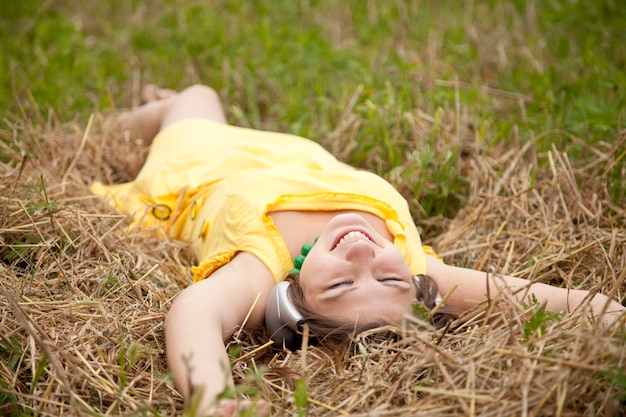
[332,229,375,250]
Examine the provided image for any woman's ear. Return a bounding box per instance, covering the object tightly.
[265,281,304,349]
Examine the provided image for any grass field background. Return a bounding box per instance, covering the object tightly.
[3,0,625,223]
[1,1,625,416]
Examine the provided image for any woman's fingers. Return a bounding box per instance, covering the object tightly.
[213,398,271,416]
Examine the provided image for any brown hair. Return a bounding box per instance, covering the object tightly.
[286,273,458,345]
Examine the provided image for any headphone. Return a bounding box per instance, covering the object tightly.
[265,281,304,349]
[264,275,442,349]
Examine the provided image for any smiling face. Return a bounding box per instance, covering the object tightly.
[298,213,415,327]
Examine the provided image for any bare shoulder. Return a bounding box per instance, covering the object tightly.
[173,252,276,331]
[227,252,277,299]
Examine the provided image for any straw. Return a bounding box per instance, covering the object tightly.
[1,111,624,416]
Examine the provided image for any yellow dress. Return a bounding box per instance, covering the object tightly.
[91,118,434,283]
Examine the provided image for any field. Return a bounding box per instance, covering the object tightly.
[1,1,625,415]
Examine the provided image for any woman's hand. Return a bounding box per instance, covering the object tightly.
[590,294,626,328]
[196,398,271,417]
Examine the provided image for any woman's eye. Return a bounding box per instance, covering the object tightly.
[329,280,351,289]
[379,277,401,282]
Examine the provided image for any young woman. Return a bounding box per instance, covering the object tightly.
[92,84,625,416]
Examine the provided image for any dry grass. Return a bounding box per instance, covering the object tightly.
[1,108,625,416]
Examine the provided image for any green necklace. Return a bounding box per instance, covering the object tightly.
[290,237,318,275]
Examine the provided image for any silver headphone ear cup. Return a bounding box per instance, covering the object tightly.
[413,275,421,286]
[265,281,305,349]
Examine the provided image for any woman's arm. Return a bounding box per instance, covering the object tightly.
[165,252,274,414]
[426,256,625,327]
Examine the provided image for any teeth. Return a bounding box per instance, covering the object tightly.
[336,231,370,248]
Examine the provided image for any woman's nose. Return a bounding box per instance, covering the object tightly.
[344,240,376,263]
